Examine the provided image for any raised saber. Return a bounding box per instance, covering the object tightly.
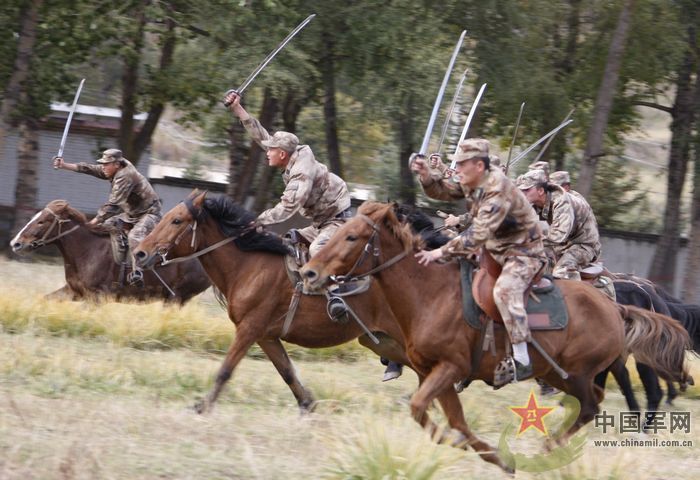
[450,82,487,169]
[224,14,316,106]
[436,68,469,155]
[504,102,525,175]
[531,108,575,164]
[418,30,467,156]
[55,78,85,167]
[507,119,574,171]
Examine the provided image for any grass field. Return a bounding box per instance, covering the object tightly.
[0,257,698,479]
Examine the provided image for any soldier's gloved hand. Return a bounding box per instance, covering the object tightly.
[52,156,65,169]
[428,153,442,169]
[444,214,461,228]
[409,153,427,173]
[250,220,265,234]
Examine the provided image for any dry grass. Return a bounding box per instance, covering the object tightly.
[0,258,699,479]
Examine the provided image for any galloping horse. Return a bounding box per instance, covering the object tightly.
[301,202,691,473]
[133,190,411,413]
[10,200,211,304]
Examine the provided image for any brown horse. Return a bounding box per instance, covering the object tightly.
[132,190,411,414]
[301,202,692,473]
[9,199,211,304]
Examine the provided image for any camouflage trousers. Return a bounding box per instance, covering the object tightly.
[493,255,545,344]
[299,218,346,257]
[551,244,598,281]
[103,213,161,266]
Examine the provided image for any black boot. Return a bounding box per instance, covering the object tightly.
[382,362,403,382]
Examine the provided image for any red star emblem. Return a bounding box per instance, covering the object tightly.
[509,389,555,436]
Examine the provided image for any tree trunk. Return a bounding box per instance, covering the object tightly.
[11,117,40,239]
[282,88,303,132]
[682,141,700,303]
[131,11,177,164]
[648,22,697,292]
[577,0,635,197]
[320,30,343,177]
[118,0,147,161]
[0,0,42,166]
[398,97,416,205]
[234,88,278,203]
[226,120,247,198]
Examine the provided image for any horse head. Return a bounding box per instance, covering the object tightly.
[10,200,86,254]
[302,201,420,291]
[134,189,208,269]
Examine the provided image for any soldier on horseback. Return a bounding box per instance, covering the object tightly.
[53,149,161,287]
[224,92,351,258]
[516,169,601,281]
[414,138,547,384]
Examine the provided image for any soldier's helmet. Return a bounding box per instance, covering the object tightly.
[549,171,571,186]
[527,160,550,179]
[449,138,490,164]
[516,169,548,190]
[97,148,124,164]
[261,131,299,153]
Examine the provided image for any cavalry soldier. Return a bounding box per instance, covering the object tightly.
[528,160,550,179]
[516,169,601,281]
[53,149,161,286]
[415,138,547,385]
[225,92,351,257]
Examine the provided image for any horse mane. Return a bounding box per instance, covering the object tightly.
[394,204,450,249]
[202,195,290,255]
[357,202,424,252]
[47,200,88,224]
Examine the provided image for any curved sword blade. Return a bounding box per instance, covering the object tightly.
[504,102,525,175]
[56,78,85,161]
[450,82,487,169]
[419,30,467,156]
[225,14,316,105]
[507,119,574,171]
[531,108,575,164]
[436,68,469,156]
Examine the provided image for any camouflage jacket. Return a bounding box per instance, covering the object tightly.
[76,160,161,223]
[539,187,601,259]
[419,158,473,228]
[441,168,545,265]
[243,117,351,227]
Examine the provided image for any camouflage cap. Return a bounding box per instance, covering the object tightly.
[97,148,124,164]
[528,160,550,178]
[516,169,548,190]
[448,138,490,163]
[550,170,571,186]
[261,131,299,153]
[489,154,501,167]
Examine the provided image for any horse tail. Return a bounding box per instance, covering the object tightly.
[617,304,693,384]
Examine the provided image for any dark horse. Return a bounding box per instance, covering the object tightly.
[302,202,692,473]
[133,190,411,414]
[10,199,211,304]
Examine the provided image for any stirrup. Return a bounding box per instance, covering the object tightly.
[127,269,144,287]
[493,357,516,389]
[326,296,349,324]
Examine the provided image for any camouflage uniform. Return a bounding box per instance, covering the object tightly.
[516,170,601,280]
[528,160,550,179]
[242,116,351,257]
[440,140,546,345]
[76,151,161,257]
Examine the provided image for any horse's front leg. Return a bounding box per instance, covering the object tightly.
[409,362,463,442]
[194,328,258,414]
[436,387,514,473]
[257,337,316,413]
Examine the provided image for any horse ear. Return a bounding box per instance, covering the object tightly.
[192,190,208,208]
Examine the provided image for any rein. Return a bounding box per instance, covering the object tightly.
[30,207,80,248]
[158,200,254,266]
[330,214,408,283]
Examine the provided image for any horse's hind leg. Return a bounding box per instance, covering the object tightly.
[636,362,662,411]
[608,357,641,412]
[257,337,316,413]
[194,329,258,414]
[410,362,511,473]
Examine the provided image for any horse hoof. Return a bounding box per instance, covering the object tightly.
[299,400,317,415]
[193,399,209,415]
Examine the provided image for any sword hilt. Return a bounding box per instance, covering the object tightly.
[223,89,240,107]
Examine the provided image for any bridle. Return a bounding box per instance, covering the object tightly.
[28,207,80,248]
[157,198,253,266]
[330,214,408,283]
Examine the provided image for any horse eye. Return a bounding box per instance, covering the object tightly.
[346,234,358,242]
[172,218,182,225]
